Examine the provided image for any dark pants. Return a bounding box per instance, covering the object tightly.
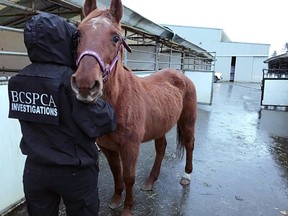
[23,159,99,216]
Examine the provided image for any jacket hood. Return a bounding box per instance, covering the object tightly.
[24,13,77,68]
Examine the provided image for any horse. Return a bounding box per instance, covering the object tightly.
[71,0,197,215]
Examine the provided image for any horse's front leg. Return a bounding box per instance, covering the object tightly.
[100,147,125,209]
[141,136,167,191]
[120,143,140,216]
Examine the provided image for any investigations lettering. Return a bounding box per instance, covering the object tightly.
[10,91,58,116]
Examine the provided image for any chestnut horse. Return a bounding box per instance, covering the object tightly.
[71,0,197,215]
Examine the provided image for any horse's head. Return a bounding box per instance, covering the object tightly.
[71,0,124,103]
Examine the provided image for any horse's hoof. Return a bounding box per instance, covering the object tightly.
[180,177,191,185]
[108,201,122,209]
[121,208,132,216]
[140,183,153,191]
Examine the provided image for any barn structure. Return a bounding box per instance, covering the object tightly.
[165,25,270,83]
[0,0,215,214]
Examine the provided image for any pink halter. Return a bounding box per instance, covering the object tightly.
[76,50,120,82]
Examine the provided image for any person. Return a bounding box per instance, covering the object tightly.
[8,13,116,216]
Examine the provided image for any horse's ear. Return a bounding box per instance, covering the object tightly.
[83,0,97,17]
[110,0,123,23]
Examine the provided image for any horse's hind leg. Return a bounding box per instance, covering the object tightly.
[100,147,125,209]
[178,96,197,185]
[141,136,167,191]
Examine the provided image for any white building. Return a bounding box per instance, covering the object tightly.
[165,25,270,82]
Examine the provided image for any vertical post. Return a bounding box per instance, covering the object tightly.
[155,41,160,71]
[169,45,173,68]
[187,55,191,70]
[180,48,185,71]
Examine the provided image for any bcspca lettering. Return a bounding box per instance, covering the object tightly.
[10,91,57,107]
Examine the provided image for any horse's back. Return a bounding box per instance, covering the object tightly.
[142,68,196,98]
[142,69,185,89]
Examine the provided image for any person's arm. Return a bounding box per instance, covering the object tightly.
[71,97,117,138]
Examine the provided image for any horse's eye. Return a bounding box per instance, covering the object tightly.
[112,35,120,44]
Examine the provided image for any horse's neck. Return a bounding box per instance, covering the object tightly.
[103,64,135,105]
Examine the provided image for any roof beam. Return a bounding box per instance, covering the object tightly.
[47,0,80,10]
[0,0,41,14]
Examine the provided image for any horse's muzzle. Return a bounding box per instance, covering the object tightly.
[71,75,102,103]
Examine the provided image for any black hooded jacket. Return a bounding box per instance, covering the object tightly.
[8,13,116,166]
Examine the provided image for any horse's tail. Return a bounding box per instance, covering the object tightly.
[176,124,185,160]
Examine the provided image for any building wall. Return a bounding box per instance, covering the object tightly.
[216,56,267,82]
[235,56,254,82]
[215,56,232,80]
[252,57,267,82]
[166,25,270,82]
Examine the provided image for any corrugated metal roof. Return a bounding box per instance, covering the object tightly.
[264,52,288,63]
[0,0,213,60]
[0,0,80,27]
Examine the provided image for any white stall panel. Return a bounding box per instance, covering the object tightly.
[133,70,214,104]
[184,70,214,105]
[262,79,288,106]
[0,84,25,214]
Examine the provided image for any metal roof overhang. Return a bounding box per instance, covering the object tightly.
[264,52,288,63]
[0,0,213,60]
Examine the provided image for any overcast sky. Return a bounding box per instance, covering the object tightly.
[122,0,288,56]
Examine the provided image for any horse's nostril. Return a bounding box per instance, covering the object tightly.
[71,75,79,93]
[71,75,75,84]
[91,80,100,93]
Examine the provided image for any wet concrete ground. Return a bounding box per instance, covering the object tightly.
[3,82,288,216]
